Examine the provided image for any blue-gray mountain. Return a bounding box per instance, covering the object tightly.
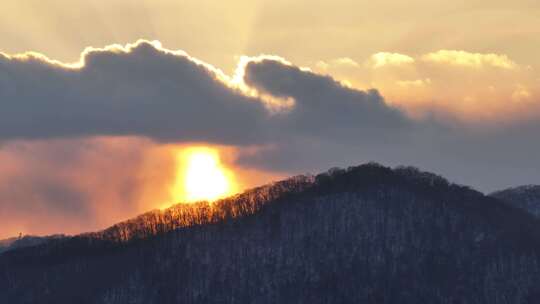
[491,185,540,218]
[1,163,540,304]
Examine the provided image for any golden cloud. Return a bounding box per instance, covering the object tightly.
[313,49,538,122]
[422,50,517,70]
[369,52,415,68]
[316,57,359,70]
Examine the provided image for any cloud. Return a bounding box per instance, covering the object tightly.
[1,41,540,237]
[242,58,412,141]
[238,55,540,193]
[0,40,268,144]
[396,78,431,88]
[422,50,517,69]
[312,49,539,122]
[512,84,532,102]
[316,57,359,70]
[368,52,415,68]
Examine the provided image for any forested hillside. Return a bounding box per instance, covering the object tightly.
[2,163,540,304]
[0,235,65,254]
[492,185,540,218]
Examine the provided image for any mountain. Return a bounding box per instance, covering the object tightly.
[0,237,17,253]
[491,185,540,218]
[0,235,65,254]
[1,163,540,304]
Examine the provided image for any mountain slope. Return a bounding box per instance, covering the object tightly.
[0,235,65,254]
[491,185,540,218]
[0,237,17,254]
[1,163,540,304]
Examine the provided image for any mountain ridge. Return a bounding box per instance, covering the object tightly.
[3,163,540,262]
[491,185,540,218]
[2,163,540,303]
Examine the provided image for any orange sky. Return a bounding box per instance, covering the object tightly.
[0,137,284,238]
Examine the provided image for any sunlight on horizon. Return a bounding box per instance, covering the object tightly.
[170,147,237,205]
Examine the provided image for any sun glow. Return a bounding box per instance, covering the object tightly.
[172,147,236,203]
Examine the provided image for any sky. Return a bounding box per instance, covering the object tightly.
[0,0,539,238]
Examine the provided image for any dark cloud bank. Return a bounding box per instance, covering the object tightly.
[1,40,539,193]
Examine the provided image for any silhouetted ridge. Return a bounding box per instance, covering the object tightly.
[2,163,540,303]
[4,163,540,261]
[83,174,316,243]
[0,173,316,263]
[2,163,464,251]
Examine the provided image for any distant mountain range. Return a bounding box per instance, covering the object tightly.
[1,163,540,304]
